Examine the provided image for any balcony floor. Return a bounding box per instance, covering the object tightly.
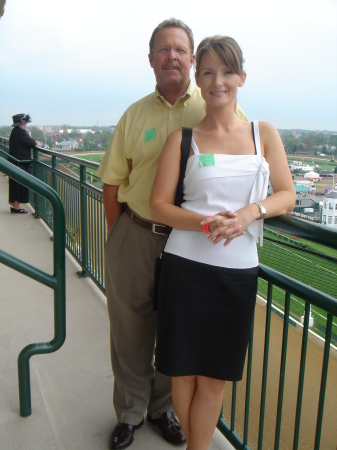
[0,172,233,450]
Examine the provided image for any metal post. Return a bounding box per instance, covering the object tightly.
[52,155,57,191]
[77,165,88,277]
[274,291,291,449]
[32,148,40,218]
[257,281,273,450]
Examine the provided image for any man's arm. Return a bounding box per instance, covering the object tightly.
[103,184,123,230]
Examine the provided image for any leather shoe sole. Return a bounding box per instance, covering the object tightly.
[109,418,144,449]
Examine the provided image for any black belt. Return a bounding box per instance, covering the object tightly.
[125,205,172,235]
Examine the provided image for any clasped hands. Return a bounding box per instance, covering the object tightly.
[201,208,253,247]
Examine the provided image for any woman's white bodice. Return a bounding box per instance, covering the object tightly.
[164,121,269,269]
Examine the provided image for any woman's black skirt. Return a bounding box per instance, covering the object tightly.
[155,253,258,381]
[8,162,31,204]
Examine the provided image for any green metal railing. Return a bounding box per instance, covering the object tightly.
[1,137,336,446]
[265,215,337,249]
[0,137,105,291]
[0,156,66,417]
[217,265,337,450]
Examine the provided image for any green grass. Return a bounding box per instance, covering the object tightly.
[258,239,337,298]
[295,238,337,259]
[258,230,337,342]
[76,153,103,164]
[264,227,337,259]
[75,153,104,177]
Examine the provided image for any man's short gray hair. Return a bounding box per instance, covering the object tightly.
[149,18,194,55]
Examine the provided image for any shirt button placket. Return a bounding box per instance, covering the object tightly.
[168,108,175,135]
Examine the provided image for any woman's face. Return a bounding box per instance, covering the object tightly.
[195,51,246,108]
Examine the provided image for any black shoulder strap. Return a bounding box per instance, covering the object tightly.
[251,122,257,155]
[174,127,192,207]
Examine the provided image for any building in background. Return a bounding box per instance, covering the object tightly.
[58,139,78,150]
[322,191,337,229]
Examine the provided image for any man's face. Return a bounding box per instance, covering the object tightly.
[148,27,194,93]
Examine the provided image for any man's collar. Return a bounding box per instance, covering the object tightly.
[155,81,194,101]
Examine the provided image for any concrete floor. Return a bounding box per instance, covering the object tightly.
[0,172,233,450]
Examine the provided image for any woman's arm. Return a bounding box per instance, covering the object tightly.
[150,129,241,234]
[20,129,38,148]
[204,122,296,245]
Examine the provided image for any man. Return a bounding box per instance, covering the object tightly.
[97,18,247,449]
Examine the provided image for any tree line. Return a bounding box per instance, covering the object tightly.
[1,126,336,155]
[54,129,114,151]
[0,126,114,151]
[280,131,337,155]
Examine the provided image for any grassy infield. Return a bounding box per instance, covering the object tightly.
[257,234,337,342]
[76,153,102,175]
[78,152,337,341]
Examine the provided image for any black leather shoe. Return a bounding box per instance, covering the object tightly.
[147,411,186,444]
[109,419,144,449]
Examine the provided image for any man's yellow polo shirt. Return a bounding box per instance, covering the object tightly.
[97,82,248,220]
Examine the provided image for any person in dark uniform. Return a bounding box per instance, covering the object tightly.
[8,113,41,213]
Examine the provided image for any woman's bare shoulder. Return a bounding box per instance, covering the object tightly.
[160,129,183,160]
[258,121,279,137]
[166,128,183,144]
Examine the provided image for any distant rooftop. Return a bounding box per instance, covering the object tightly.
[59,139,78,146]
[295,185,309,193]
[325,190,337,199]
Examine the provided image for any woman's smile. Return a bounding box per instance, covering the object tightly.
[210,90,227,96]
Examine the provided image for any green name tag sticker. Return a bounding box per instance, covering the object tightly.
[199,153,215,167]
[144,128,156,142]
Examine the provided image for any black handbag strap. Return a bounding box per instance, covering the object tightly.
[174,127,192,207]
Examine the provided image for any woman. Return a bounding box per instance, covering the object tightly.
[150,36,296,450]
[8,113,41,213]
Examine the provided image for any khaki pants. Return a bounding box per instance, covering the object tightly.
[105,212,173,425]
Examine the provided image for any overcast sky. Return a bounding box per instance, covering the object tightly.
[0,0,336,130]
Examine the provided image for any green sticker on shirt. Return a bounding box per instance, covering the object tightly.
[199,153,215,167]
[144,128,156,142]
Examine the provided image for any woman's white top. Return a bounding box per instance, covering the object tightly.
[164,121,270,269]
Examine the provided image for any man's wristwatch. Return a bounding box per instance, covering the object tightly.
[255,202,266,220]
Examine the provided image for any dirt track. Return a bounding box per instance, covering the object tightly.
[222,298,337,449]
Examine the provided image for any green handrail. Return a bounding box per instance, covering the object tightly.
[259,264,337,315]
[265,215,337,249]
[0,146,32,165]
[0,157,66,417]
